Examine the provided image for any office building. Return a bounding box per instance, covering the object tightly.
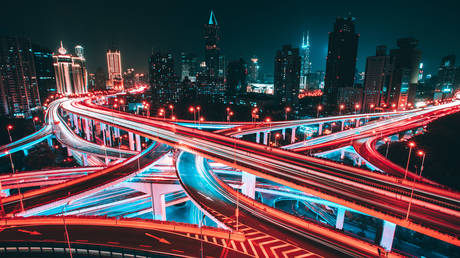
[0,36,41,117]
[434,55,456,100]
[248,56,260,83]
[300,31,312,90]
[180,52,198,82]
[32,44,55,103]
[53,42,88,96]
[274,45,301,108]
[226,58,248,98]
[107,48,123,90]
[362,46,394,111]
[323,16,359,108]
[148,50,176,103]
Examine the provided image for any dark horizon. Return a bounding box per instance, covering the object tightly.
[2,0,459,75]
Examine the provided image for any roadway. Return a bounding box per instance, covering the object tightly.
[61,97,460,245]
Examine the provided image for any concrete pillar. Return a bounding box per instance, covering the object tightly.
[128,132,135,151]
[263,132,268,145]
[291,127,296,143]
[255,132,260,144]
[136,134,141,151]
[69,113,74,128]
[341,120,345,131]
[67,147,72,157]
[356,118,360,128]
[84,118,91,141]
[73,115,79,134]
[318,123,323,136]
[282,128,286,140]
[380,221,396,251]
[340,149,345,160]
[150,184,166,221]
[23,149,28,156]
[241,172,256,199]
[335,207,346,230]
[106,126,112,146]
[47,137,53,148]
[82,153,88,166]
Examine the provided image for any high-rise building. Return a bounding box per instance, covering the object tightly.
[248,56,260,83]
[362,46,394,111]
[226,58,248,98]
[148,50,176,103]
[202,10,225,100]
[300,31,312,90]
[274,45,301,108]
[32,44,55,103]
[323,16,359,108]
[53,42,88,96]
[180,52,198,82]
[385,38,421,109]
[434,55,456,100]
[0,36,41,117]
[106,48,123,90]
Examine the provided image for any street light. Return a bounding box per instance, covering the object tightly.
[226,107,231,122]
[189,106,196,123]
[33,117,39,130]
[404,141,416,180]
[339,104,345,115]
[316,105,322,118]
[251,107,259,123]
[196,106,201,122]
[284,107,291,121]
[7,125,13,142]
[265,117,272,145]
[383,138,390,158]
[62,200,74,258]
[406,150,425,221]
[355,104,360,114]
[169,104,174,119]
[369,104,375,113]
[275,133,281,146]
[417,150,426,178]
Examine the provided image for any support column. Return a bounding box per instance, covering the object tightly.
[341,120,345,131]
[263,132,268,145]
[69,113,74,128]
[380,221,396,252]
[84,118,91,141]
[282,128,286,140]
[255,132,260,144]
[291,127,296,143]
[150,184,166,221]
[47,137,53,148]
[67,147,72,157]
[356,118,360,128]
[318,123,323,136]
[82,153,88,166]
[128,132,135,151]
[101,123,107,146]
[340,149,345,160]
[106,126,112,146]
[135,134,141,151]
[73,115,79,134]
[335,207,345,230]
[241,172,256,199]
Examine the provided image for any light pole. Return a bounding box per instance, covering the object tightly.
[339,104,345,115]
[405,150,425,221]
[251,107,258,123]
[33,117,39,130]
[265,118,271,146]
[355,104,360,114]
[101,144,108,165]
[189,106,196,124]
[226,107,231,123]
[317,105,322,118]
[384,138,390,158]
[7,125,13,142]
[200,213,206,258]
[168,104,174,119]
[62,200,74,258]
[284,107,291,121]
[417,150,426,178]
[404,142,416,180]
[275,133,281,146]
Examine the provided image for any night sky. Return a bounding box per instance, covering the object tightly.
[2,0,459,76]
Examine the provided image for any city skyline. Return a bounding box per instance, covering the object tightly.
[2,0,459,75]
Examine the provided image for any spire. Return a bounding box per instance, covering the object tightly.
[58,41,67,55]
[301,30,310,48]
[306,30,310,48]
[208,10,218,25]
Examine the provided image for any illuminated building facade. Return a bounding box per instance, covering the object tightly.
[180,52,198,82]
[274,45,301,108]
[248,56,260,83]
[434,55,456,100]
[300,31,312,90]
[362,46,394,111]
[107,48,123,90]
[385,38,421,109]
[32,44,55,103]
[0,36,41,117]
[53,42,88,96]
[201,10,225,101]
[324,16,359,108]
[148,49,177,103]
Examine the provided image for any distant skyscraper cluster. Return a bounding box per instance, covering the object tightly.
[0,36,42,117]
[53,42,88,96]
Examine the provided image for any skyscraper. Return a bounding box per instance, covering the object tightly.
[362,46,394,111]
[226,58,247,98]
[94,67,106,90]
[107,48,123,90]
[0,36,41,117]
[53,42,88,96]
[148,50,176,103]
[300,31,312,90]
[386,38,421,109]
[248,56,260,83]
[274,45,301,108]
[32,44,55,103]
[180,52,198,82]
[434,55,456,100]
[324,16,359,108]
[202,10,225,100]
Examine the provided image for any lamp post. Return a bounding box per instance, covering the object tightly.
[169,104,174,119]
[339,104,345,115]
[196,106,201,123]
[369,104,375,113]
[226,107,231,123]
[251,107,258,123]
[284,107,291,121]
[189,106,196,124]
[316,105,322,118]
[33,117,39,130]
[200,213,206,258]
[405,150,425,221]
[7,125,13,142]
[62,200,74,258]
[384,138,390,158]
[355,104,360,114]
[404,142,416,180]
[265,117,271,145]
[275,133,281,146]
